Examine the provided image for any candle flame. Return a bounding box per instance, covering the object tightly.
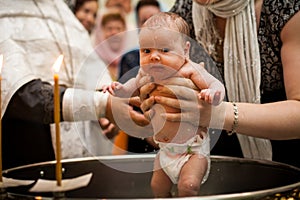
[52,55,64,74]
[0,54,3,74]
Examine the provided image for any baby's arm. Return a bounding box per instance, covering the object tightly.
[102,68,154,98]
[179,60,225,105]
[102,81,122,96]
[102,78,139,97]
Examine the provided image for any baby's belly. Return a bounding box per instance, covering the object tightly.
[150,89,197,143]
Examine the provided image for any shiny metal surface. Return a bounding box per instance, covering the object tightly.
[3,155,300,199]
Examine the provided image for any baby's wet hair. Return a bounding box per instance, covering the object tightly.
[142,12,190,37]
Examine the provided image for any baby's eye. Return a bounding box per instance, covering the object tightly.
[161,48,170,53]
[142,49,150,53]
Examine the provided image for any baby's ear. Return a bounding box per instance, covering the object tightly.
[184,41,190,57]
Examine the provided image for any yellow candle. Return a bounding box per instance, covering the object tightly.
[0,54,3,182]
[52,55,64,186]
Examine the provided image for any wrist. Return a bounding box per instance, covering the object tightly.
[227,102,239,135]
[104,94,114,123]
[209,101,228,129]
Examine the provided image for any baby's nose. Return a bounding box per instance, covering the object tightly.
[150,52,160,61]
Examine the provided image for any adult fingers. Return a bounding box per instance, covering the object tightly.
[129,96,141,108]
[109,95,153,138]
[139,82,156,101]
[163,85,199,100]
[129,109,150,126]
[160,110,201,127]
[103,123,120,139]
[154,95,198,111]
[140,96,155,113]
[98,118,110,129]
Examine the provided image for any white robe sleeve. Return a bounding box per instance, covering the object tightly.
[62,88,109,121]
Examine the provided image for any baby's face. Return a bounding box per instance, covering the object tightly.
[139,28,188,80]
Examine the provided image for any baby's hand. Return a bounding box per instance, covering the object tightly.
[199,89,222,105]
[102,81,122,96]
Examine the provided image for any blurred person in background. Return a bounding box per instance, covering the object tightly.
[105,0,132,14]
[95,8,127,81]
[92,0,139,49]
[73,0,99,34]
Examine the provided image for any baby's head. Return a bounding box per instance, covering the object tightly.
[140,12,190,50]
[139,12,191,80]
[142,12,190,36]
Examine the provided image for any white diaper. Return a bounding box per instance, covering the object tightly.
[156,135,210,184]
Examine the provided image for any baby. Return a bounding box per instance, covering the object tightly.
[103,12,225,197]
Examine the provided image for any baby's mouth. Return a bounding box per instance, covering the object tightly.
[150,65,164,70]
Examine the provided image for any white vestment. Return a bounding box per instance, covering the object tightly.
[0,0,113,158]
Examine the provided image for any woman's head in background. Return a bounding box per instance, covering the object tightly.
[74,0,99,33]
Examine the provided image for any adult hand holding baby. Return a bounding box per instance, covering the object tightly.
[106,94,154,138]
[140,60,226,130]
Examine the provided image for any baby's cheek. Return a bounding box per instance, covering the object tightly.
[167,56,186,71]
[139,56,148,66]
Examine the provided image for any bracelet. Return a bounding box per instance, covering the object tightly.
[227,102,238,136]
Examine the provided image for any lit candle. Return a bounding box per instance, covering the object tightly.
[52,55,64,186]
[0,54,3,182]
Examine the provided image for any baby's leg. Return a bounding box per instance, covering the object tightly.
[151,154,173,197]
[177,154,208,197]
